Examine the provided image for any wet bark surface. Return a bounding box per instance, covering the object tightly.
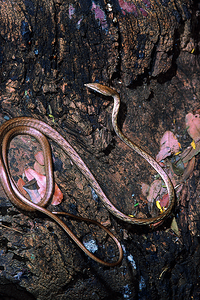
[0,0,200,299]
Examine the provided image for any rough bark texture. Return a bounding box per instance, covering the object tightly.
[0,0,200,299]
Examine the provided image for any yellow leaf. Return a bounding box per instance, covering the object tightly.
[175,151,181,156]
[48,114,55,123]
[156,200,164,213]
[191,140,196,149]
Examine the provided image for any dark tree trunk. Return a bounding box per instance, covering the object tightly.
[0,1,200,299]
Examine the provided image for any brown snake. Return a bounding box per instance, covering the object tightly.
[0,83,175,266]
[85,83,175,223]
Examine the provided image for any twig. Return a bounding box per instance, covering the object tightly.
[0,223,23,234]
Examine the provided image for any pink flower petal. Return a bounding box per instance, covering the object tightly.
[156,147,171,161]
[35,151,45,165]
[186,113,200,142]
[160,193,169,208]
[24,168,63,206]
[147,180,162,203]
[51,183,63,205]
[156,131,180,161]
[25,168,46,198]
[34,161,45,175]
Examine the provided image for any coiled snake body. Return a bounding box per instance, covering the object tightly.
[0,83,175,266]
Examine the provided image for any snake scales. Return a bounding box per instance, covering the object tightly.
[0,83,175,266]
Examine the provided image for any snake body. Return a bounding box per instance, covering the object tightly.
[0,117,123,266]
[85,83,175,225]
[0,83,175,266]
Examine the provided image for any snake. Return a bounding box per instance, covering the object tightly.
[0,83,175,266]
[85,83,175,224]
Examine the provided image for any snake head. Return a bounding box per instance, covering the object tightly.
[85,83,118,97]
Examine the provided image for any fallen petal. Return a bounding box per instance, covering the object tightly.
[141,182,150,197]
[25,168,46,198]
[181,156,195,182]
[34,161,45,175]
[156,131,180,161]
[186,113,200,142]
[35,151,45,165]
[24,168,63,206]
[170,217,180,236]
[23,179,41,204]
[156,147,171,161]
[147,180,162,203]
[51,183,63,205]
[160,193,169,208]
[181,140,200,163]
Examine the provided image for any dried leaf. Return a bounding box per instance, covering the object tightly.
[170,217,180,236]
[156,193,169,213]
[185,112,200,142]
[141,182,150,197]
[171,155,185,176]
[181,140,200,163]
[17,178,28,197]
[156,131,180,162]
[23,179,41,204]
[147,180,162,216]
[24,168,63,205]
[25,168,46,198]
[51,183,63,205]
[181,156,195,182]
[160,193,169,208]
[147,180,162,203]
